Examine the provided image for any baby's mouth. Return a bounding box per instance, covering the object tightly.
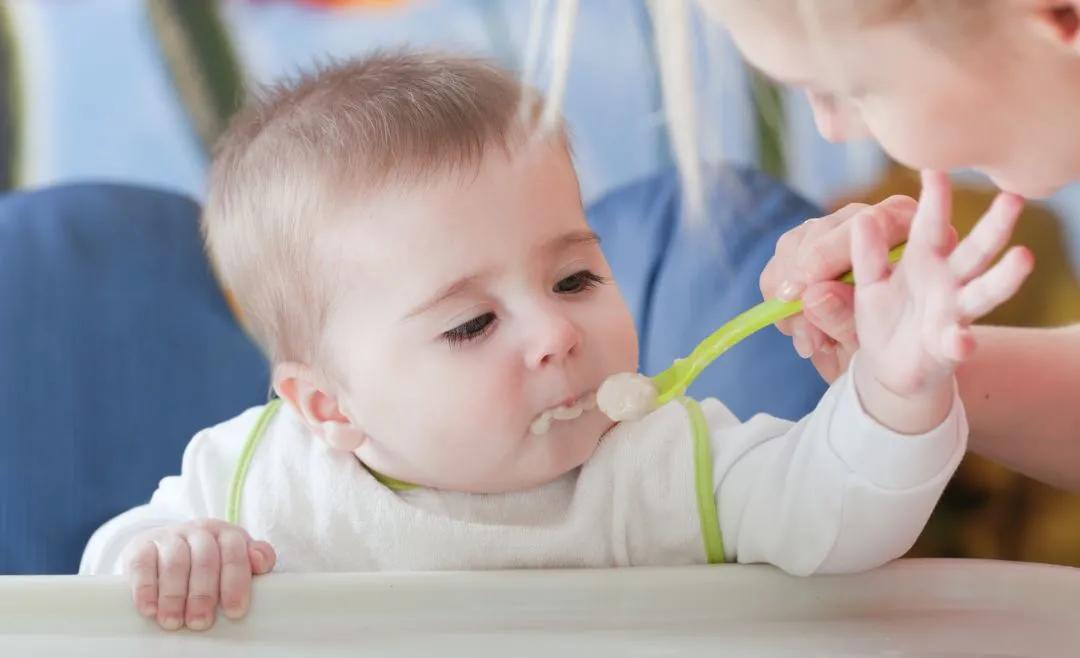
[529,392,598,435]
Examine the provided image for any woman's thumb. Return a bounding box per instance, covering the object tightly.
[802,282,857,346]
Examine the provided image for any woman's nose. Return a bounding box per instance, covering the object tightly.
[807,91,870,143]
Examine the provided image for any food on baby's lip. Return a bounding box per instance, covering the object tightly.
[596,372,657,422]
[529,393,598,435]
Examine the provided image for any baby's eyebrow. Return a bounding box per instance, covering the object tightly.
[544,230,601,253]
[403,231,600,320]
[404,274,484,320]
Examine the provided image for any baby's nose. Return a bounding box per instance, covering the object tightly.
[525,313,582,369]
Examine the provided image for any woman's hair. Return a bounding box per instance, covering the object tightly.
[526,0,984,218]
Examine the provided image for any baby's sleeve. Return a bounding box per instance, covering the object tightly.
[78,415,249,575]
[706,354,966,576]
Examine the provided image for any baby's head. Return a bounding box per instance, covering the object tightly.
[699,0,1080,197]
[203,52,638,493]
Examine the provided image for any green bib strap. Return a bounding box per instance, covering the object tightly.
[677,397,726,564]
[367,468,419,492]
[225,399,418,526]
[226,398,283,526]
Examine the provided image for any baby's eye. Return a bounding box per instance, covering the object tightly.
[553,270,608,294]
[443,312,497,347]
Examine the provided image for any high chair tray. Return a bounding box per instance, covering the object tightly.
[1,558,1076,657]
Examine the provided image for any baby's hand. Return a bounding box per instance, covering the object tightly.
[120,519,276,631]
[851,171,1034,433]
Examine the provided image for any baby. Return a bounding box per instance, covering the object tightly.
[81,51,1027,632]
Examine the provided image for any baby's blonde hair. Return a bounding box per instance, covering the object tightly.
[203,52,544,365]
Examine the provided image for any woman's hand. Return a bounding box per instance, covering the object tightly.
[759,171,1023,384]
[759,194,918,381]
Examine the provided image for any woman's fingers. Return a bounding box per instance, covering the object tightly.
[762,202,866,301]
[810,340,853,383]
[784,196,917,297]
[802,282,858,348]
[777,204,865,299]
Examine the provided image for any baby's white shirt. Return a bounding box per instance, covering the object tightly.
[80,361,966,576]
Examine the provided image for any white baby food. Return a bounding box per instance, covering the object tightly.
[530,393,598,435]
[596,372,657,422]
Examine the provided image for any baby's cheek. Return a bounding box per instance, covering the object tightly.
[427,365,519,430]
[462,373,525,442]
[428,384,525,481]
[595,301,639,372]
[462,374,520,429]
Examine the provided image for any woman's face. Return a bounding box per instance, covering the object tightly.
[706,0,1080,198]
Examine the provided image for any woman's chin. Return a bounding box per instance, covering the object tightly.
[986,170,1064,200]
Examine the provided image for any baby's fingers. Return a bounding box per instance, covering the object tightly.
[958,246,1035,321]
[948,192,1025,283]
[154,535,191,631]
[183,528,221,631]
[126,541,160,619]
[910,170,955,255]
[851,211,891,287]
[218,528,255,620]
[249,540,277,575]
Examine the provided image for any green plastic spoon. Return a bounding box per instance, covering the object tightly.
[597,244,908,419]
[651,244,907,406]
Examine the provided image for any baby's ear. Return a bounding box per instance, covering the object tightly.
[1031,0,1080,52]
[272,362,368,452]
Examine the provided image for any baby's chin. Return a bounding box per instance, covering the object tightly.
[467,410,614,494]
[532,410,615,478]
[398,411,617,495]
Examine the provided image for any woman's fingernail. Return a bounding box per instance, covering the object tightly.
[793,328,812,358]
[777,281,803,301]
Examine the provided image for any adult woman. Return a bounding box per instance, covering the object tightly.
[701,0,1080,490]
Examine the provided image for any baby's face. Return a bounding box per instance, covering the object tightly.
[316,140,638,493]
